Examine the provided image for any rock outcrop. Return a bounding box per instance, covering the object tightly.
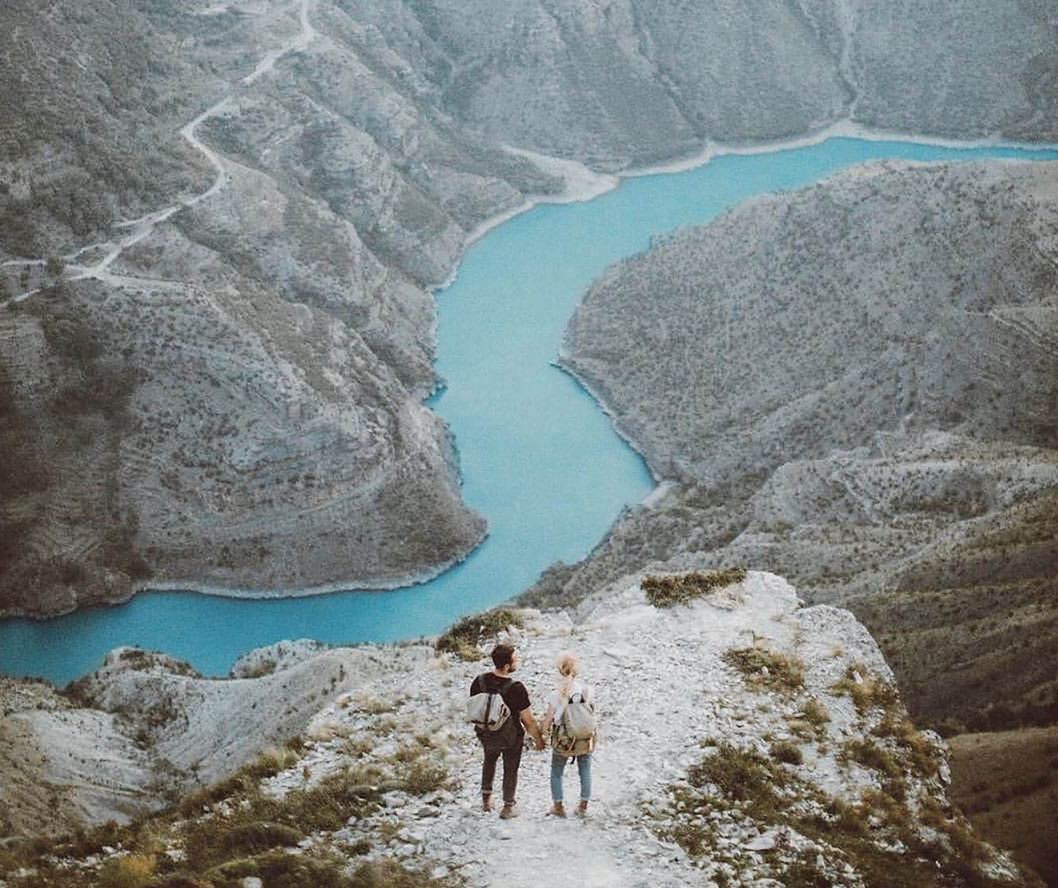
[0,572,1040,887]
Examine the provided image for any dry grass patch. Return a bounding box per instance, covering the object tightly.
[435,608,525,661]
[642,567,746,608]
[97,853,157,888]
[830,664,898,715]
[724,645,806,693]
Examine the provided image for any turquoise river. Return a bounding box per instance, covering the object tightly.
[1,135,1055,684]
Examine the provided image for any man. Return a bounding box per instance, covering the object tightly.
[470,643,545,819]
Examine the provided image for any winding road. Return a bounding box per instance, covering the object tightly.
[1,0,316,304]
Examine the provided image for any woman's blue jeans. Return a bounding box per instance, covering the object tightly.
[550,752,591,802]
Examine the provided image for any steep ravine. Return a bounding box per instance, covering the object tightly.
[547,158,1058,734]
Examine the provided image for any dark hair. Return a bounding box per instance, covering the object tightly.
[491,644,515,670]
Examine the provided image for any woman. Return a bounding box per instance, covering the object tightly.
[540,651,595,816]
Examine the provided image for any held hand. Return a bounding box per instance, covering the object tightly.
[534,735,546,751]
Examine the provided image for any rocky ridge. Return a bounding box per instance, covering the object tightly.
[0,572,1039,887]
[540,158,1058,736]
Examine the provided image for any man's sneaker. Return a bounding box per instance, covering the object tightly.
[482,794,493,812]
[498,804,519,820]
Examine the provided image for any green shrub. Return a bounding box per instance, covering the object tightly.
[346,859,456,888]
[97,854,156,888]
[781,859,832,888]
[400,758,450,796]
[688,742,782,803]
[435,608,524,661]
[221,821,304,856]
[642,567,747,608]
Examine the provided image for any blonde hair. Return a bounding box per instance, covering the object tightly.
[557,651,579,700]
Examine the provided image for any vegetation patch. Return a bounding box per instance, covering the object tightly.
[723,645,805,693]
[830,664,898,715]
[871,714,941,779]
[178,746,301,816]
[642,567,747,608]
[203,853,456,888]
[0,734,462,888]
[399,758,451,796]
[435,608,524,661]
[788,697,831,741]
[655,736,1025,888]
[841,739,908,801]
[97,853,157,888]
[771,739,805,765]
[688,741,786,804]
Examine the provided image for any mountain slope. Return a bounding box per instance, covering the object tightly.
[548,158,1058,735]
[0,572,1042,887]
[3,0,1057,615]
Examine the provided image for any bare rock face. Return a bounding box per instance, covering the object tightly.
[564,160,1058,486]
[0,677,159,837]
[0,642,423,835]
[551,160,1058,732]
[341,0,1057,163]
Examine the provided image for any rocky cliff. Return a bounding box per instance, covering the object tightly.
[546,159,1058,738]
[0,571,1042,887]
[2,0,1057,615]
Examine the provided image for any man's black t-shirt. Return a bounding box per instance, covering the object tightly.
[470,672,529,737]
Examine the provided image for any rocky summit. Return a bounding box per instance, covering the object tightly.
[0,572,1042,887]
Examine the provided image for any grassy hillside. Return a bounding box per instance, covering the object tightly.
[949,727,1058,887]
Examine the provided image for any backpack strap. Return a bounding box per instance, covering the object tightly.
[484,676,515,703]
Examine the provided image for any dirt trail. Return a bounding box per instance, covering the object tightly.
[2,0,316,305]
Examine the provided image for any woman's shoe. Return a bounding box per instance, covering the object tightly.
[549,802,567,817]
[577,800,589,816]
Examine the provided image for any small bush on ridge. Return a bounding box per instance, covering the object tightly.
[642,567,747,608]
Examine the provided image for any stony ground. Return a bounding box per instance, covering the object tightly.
[239,571,1022,888]
[0,571,1040,887]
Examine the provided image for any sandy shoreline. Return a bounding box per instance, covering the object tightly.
[128,543,480,605]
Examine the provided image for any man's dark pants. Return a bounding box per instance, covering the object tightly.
[482,740,523,804]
